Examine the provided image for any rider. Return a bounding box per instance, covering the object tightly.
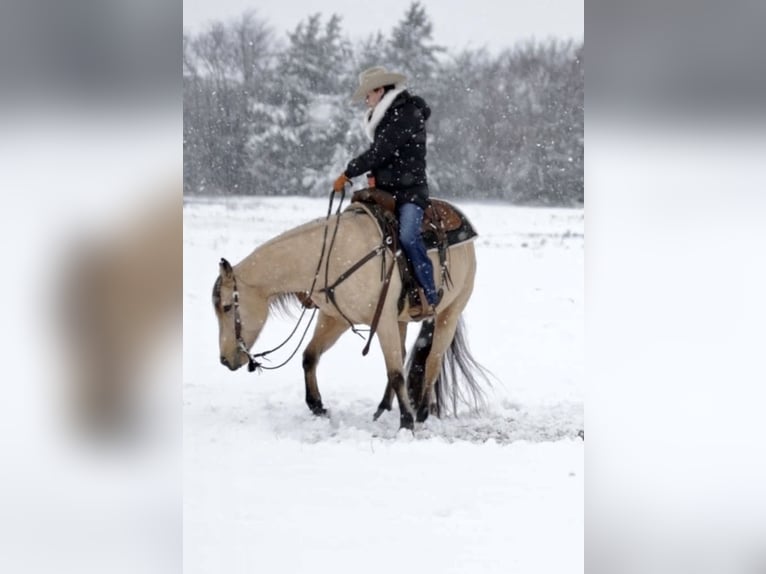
[333,66,442,318]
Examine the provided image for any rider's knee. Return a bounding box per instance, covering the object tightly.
[399,227,418,248]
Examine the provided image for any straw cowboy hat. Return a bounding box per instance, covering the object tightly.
[352,66,407,101]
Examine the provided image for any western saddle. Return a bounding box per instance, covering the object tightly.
[349,188,477,319]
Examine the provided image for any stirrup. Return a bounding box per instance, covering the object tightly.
[409,304,434,321]
[408,288,443,321]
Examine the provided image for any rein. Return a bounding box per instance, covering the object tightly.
[231,189,343,372]
[232,187,392,372]
[231,274,318,373]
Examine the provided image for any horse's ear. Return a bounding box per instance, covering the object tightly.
[219,258,234,279]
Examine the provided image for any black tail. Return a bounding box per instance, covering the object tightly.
[405,316,493,417]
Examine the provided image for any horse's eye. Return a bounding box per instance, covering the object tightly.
[222,304,232,313]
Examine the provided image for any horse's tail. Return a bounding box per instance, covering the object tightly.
[436,315,493,416]
[405,315,493,417]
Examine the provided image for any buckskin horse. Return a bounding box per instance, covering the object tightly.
[212,191,490,430]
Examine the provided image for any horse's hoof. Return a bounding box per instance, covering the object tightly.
[309,405,328,417]
[399,413,414,430]
[416,405,429,423]
[373,403,391,421]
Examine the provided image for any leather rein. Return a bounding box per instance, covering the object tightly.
[231,188,393,372]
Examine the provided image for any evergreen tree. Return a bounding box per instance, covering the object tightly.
[384,2,444,95]
[498,40,583,205]
[429,50,499,198]
[182,7,583,206]
[354,32,388,73]
[250,14,353,195]
[183,21,243,194]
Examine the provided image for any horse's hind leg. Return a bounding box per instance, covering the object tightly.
[406,320,436,414]
[373,321,408,421]
[377,319,415,430]
[416,306,462,422]
[302,311,349,416]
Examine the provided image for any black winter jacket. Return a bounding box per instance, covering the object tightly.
[345,90,431,209]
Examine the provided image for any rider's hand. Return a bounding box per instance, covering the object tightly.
[333,173,350,193]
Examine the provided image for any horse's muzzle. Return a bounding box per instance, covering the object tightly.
[220,355,238,370]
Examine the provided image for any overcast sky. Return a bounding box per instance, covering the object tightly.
[184,0,583,54]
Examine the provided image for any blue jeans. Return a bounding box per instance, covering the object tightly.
[397,202,438,305]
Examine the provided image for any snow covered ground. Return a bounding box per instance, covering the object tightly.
[183,196,583,573]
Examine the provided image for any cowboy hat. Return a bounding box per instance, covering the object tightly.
[352,66,407,101]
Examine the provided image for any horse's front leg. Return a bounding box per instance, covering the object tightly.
[302,311,349,416]
[376,319,415,430]
[373,321,408,420]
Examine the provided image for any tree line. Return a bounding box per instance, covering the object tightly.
[183,2,583,206]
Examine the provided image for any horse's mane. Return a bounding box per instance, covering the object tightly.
[268,292,302,319]
[212,275,302,319]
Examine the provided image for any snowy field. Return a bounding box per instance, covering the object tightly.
[183,196,583,573]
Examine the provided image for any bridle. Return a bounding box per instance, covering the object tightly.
[224,186,397,372]
[228,270,317,372]
[226,188,350,372]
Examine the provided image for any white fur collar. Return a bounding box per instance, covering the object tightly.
[363,87,406,142]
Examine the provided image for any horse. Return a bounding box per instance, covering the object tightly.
[212,196,489,430]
